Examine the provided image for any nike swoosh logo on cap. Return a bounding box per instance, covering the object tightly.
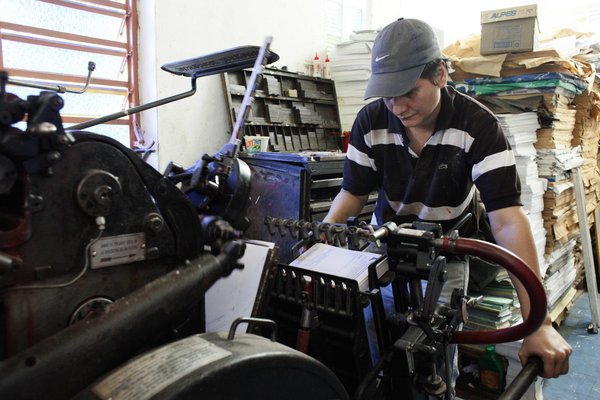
[375,54,390,62]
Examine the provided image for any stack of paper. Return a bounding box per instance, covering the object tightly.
[330,30,378,132]
[462,275,546,398]
[496,112,546,267]
[527,211,547,271]
[453,73,587,98]
[515,78,588,291]
[289,243,385,292]
[480,278,518,300]
[542,180,579,249]
[535,109,578,150]
[497,112,544,214]
[497,112,539,157]
[541,180,579,306]
[536,147,583,180]
[543,239,577,309]
[465,295,520,330]
[465,274,521,331]
[572,83,600,219]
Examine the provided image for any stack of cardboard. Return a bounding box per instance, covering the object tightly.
[571,80,600,222]
[534,99,582,270]
[536,108,578,150]
[330,30,378,132]
[542,176,580,253]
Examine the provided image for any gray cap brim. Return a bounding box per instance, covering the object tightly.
[364,63,427,100]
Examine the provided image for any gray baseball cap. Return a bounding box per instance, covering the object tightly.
[364,18,441,100]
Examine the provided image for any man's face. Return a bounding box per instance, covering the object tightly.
[382,76,443,129]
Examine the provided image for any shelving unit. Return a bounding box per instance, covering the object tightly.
[222,67,343,152]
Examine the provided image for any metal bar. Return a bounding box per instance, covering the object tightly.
[229,36,272,147]
[63,116,128,125]
[126,0,139,147]
[6,77,73,93]
[2,32,125,56]
[66,77,198,131]
[4,68,127,88]
[39,0,125,18]
[595,206,600,283]
[498,357,542,400]
[573,167,600,332]
[311,177,343,189]
[7,61,96,94]
[0,21,127,50]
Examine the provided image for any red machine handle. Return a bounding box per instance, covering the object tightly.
[438,237,547,344]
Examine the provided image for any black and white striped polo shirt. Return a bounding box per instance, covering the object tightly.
[341,86,522,238]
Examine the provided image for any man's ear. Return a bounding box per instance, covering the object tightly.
[436,65,448,87]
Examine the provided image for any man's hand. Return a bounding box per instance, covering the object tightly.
[489,206,572,378]
[519,323,572,378]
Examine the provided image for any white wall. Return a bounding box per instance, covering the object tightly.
[140,0,600,170]
[138,0,329,171]
[137,0,158,167]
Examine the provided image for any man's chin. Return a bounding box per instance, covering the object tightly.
[400,117,419,126]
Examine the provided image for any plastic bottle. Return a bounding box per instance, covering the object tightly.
[323,54,331,79]
[312,52,321,78]
[478,344,506,393]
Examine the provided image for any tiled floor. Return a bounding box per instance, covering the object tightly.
[543,292,600,399]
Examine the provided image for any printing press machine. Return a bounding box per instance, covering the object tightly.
[0,38,545,400]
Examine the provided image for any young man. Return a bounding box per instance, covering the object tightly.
[323,18,571,381]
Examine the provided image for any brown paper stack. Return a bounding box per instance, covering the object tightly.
[444,32,600,312]
[543,181,578,254]
[444,33,599,254]
[571,80,600,215]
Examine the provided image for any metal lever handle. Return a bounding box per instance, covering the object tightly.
[227,317,278,341]
[498,356,543,400]
[8,61,95,94]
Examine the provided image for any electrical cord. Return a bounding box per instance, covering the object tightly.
[1,216,106,291]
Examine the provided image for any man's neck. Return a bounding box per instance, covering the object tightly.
[405,128,432,156]
[405,99,442,155]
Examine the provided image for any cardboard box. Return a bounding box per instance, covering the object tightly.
[480,4,538,55]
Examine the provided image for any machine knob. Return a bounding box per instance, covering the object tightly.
[76,170,122,216]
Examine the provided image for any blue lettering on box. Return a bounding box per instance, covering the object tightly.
[491,10,517,19]
[494,41,513,49]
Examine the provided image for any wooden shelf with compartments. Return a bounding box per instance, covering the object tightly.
[222,67,343,152]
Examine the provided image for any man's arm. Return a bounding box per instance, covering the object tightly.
[322,188,369,224]
[487,205,572,378]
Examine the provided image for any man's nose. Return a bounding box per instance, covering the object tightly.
[389,96,408,114]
